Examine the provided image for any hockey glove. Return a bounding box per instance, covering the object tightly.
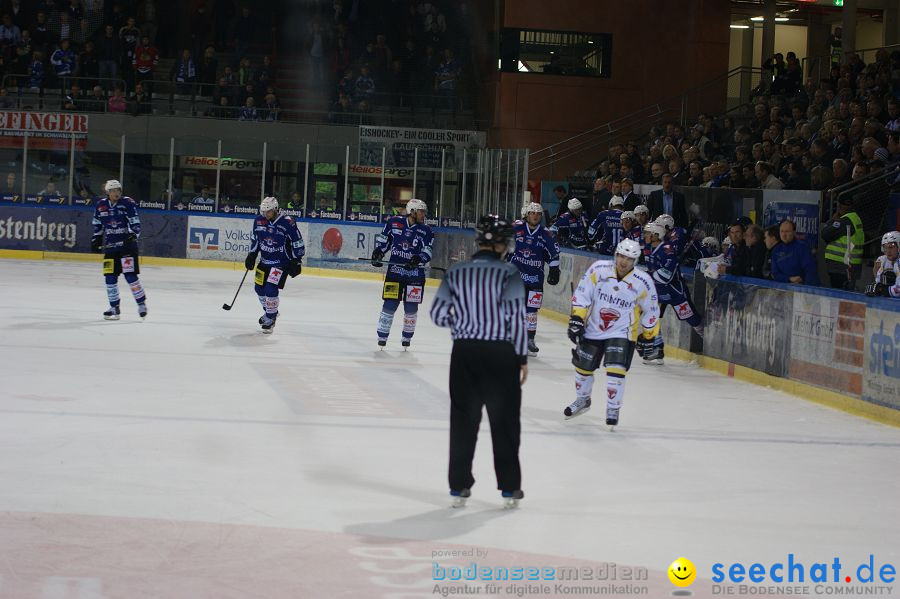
[90,235,103,253]
[864,283,888,297]
[288,260,302,278]
[244,252,258,271]
[403,255,421,270]
[125,233,137,245]
[371,248,384,267]
[547,266,560,286]
[567,315,585,345]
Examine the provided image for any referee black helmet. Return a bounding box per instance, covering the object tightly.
[476,215,515,245]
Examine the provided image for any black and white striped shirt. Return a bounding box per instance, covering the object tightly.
[430,250,529,363]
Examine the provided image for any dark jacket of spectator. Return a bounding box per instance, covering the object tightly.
[747,239,768,278]
[647,188,689,228]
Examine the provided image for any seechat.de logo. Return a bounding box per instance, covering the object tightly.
[189,227,219,250]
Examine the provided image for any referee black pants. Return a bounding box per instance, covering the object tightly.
[448,339,522,493]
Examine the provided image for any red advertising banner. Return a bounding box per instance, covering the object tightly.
[0,111,89,149]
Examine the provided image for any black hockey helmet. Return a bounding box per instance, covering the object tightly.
[476,215,515,246]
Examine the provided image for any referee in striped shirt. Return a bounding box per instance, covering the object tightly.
[430,215,528,508]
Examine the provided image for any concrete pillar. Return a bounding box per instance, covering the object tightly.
[761,0,776,88]
[842,0,857,58]
[884,0,900,46]
[805,11,828,85]
[740,25,754,103]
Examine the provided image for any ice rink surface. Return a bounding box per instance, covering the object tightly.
[0,259,899,599]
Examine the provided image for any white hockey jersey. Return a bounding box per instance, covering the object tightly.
[874,255,900,281]
[572,260,661,342]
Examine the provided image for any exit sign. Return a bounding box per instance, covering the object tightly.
[834,0,843,5]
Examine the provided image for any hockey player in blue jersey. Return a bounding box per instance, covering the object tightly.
[654,214,690,255]
[587,195,625,255]
[509,202,560,355]
[640,222,704,364]
[244,197,305,333]
[91,180,147,320]
[621,211,642,243]
[371,198,434,349]
[550,198,589,249]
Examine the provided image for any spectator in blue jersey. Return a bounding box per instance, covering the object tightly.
[27,49,43,89]
[354,65,375,102]
[239,96,258,121]
[435,48,460,109]
[172,48,197,94]
[770,219,818,285]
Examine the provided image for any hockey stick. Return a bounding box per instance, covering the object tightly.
[356,257,447,272]
[222,269,249,310]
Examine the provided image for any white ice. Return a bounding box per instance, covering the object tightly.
[0,259,898,598]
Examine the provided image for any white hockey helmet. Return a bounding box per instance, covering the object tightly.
[567,198,582,211]
[259,196,279,214]
[701,236,720,252]
[104,179,122,192]
[882,230,900,248]
[633,204,650,216]
[643,222,666,241]
[620,210,636,222]
[722,236,734,249]
[609,195,625,208]
[406,198,427,214]
[655,214,675,230]
[523,202,543,217]
[615,238,642,259]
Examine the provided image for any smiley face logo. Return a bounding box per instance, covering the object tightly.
[668,557,696,587]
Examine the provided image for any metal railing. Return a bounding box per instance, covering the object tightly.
[801,43,900,88]
[827,162,899,251]
[528,67,763,177]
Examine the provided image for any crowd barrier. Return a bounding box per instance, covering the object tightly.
[1,203,897,421]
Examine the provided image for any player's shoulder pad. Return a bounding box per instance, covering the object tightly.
[588,258,615,277]
[121,196,137,205]
[628,268,655,290]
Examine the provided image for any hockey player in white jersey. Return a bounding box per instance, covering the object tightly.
[564,238,661,428]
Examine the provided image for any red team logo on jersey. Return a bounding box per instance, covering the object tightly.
[597,308,621,331]
[675,301,694,319]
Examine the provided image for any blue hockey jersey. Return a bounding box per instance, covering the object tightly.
[549,211,589,248]
[625,225,643,243]
[375,215,434,280]
[508,221,560,287]
[249,214,305,267]
[644,240,690,302]
[588,209,624,255]
[667,226,690,254]
[92,196,141,251]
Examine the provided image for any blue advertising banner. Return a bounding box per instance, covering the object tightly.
[0,205,187,258]
[762,189,822,249]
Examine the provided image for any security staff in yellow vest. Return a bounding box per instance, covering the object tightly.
[820,196,864,290]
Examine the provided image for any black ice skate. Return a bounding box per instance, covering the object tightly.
[501,490,524,509]
[138,303,147,319]
[377,339,387,349]
[450,488,471,508]
[401,339,411,350]
[527,338,539,356]
[260,314,277,334]
[103,306,121,320]
[564,397,591,419]
[606,406,620,430]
